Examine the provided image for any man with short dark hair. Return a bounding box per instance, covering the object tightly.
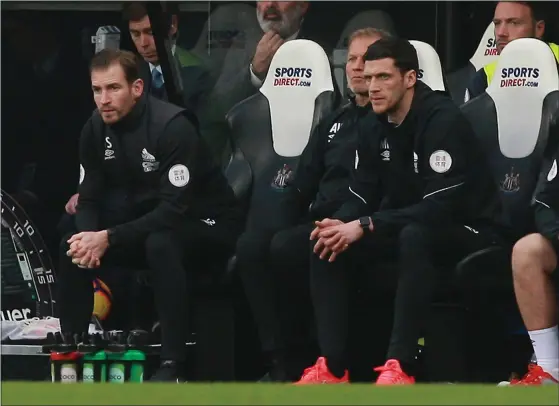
[236,27,388,382]
[296,37,508,384]
[122,2,210,112]
[59,49,242,382]
[465,1,558,101]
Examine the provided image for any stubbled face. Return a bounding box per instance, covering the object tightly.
[364,57,416,115]
[346,35,381,96]
[493,2,543,53]
[256,1,308,38]
[129,14,177,64]
[91,63,143,124]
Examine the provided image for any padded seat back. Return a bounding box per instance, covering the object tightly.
[461,38,559,238]
[332,10,396,98]
[226,39,335,231]
[448,22,499,104]
[409,40,446,91]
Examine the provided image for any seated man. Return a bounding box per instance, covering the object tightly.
[505,152,559,385]
[236,27,389,382]
[465,1,558,102]
[60,49,242,382]
[297,37,509,384]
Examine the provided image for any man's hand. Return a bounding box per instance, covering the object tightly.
[314,220,365,262]
[66,231,109,269]
[65,193,80,215]
[310,218,344,241]
[252,31,284,77]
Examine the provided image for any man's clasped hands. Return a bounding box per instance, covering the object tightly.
[310,218,373,262]
[66,230,110,269]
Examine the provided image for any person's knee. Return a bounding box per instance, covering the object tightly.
[398,223,431,250]
[512,233,557,278]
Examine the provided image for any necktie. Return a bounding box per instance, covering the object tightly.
[151,68,164,90]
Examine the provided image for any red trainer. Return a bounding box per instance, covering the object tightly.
[294,357,349,385]
[374,359,416,385]
[499,364,559,386]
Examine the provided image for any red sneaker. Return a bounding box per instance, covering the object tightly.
[294,357,349,385]
[499,364,558,386]
[374,359,416,385]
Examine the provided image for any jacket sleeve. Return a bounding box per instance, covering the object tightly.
[75,119,104,232]
[332,120,382,222]
[464,69,488,102]
[534,158,559,241]
[108,114,201,246]
[279,118,328,223]
[371,112,470,234]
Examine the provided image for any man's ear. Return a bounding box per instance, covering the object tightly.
[535,20,545,40]
[300,1,310,16]
[406,70,417,89]
[169,14,178,37]
[132,78,144,97]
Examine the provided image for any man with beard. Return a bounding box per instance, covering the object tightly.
[236,28,388,382]
[465,2,558,102]
[60,49,242,381]
[213,1,338,114]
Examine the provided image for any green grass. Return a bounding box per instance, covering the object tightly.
[2,382,558,405]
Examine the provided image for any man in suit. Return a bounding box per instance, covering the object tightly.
[212,1,324,114]
[122,2,211,114]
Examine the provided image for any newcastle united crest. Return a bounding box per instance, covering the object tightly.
[271,164,293,189]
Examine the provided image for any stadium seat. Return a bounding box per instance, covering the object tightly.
[458,38,559,288]
[331,10,396,99]
[225,39,336,232]
[432,38,559,384]
[409,40,447,92]
[447,22,499,104]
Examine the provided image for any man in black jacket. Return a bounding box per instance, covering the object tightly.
[236,27,388,382]
[506,150,559,385]
[61,49,242,382]
[296,37,508,384]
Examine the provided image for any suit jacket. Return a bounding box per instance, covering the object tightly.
[140,46,211,114]
[210,26,339,118]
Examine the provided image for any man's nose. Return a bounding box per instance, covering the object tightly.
[139,34,150,47]
[100,91,110,104]
[495,24,509,38]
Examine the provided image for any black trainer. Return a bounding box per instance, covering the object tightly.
[150,360,186,382]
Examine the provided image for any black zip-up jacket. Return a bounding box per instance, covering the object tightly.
[76,95,240,246]
[280,98,371,223]
[534,148,559,242]
[334,82,506,236]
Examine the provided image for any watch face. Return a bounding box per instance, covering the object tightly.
[1,191,57,322]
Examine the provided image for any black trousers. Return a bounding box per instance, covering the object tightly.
[57,216,239,362]
[236,222,315,355]
[310,222,502,375]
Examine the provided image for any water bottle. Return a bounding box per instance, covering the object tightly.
[107,331,127,383]
[126,330,149,383]
[49,333,81,383]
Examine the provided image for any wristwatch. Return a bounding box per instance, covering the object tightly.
[358,216,372,231]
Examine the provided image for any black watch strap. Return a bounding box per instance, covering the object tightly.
[358,216,371,231]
